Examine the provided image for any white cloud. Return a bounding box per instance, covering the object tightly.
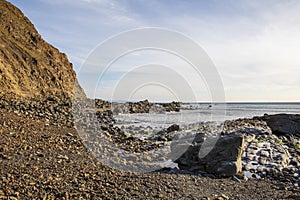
[164,1,300,101]
[9,0,300,101]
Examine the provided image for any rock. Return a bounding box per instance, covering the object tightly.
[232,176,242,183]
[159,101,181,112]
[260,150,270,157]
[172,134,245,177]
[149,125,180,142]
[201,197,211,200]
[261,114,300,137]
[166,124,180,133]
[129,100,151,114]
[223,118,272,136]
[124,132,131,138]
[235,173,249,181]
[0,153,11,160]
[95,99,111,111]
[220,194,229,199]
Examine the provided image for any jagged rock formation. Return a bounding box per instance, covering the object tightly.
[129,99,151,113]
[159,101,181,112]
[0,0,85,99]
[111,100,182,114]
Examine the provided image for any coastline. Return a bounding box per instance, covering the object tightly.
[0,96,299,199]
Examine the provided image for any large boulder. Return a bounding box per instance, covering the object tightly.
[172,134,245,177]
[261,114,300,137]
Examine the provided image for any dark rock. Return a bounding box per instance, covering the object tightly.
[261,114,300,137]
[149,124,180,142]
[167,124,180,133]
[172,134,245,177]
[129,99,151,114]
[95,99,111,111]
[159,101,181,112]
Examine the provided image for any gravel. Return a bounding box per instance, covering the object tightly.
[1,105,300,199]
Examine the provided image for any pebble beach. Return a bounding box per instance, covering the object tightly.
[1,96,300,199]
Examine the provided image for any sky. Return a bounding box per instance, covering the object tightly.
[8,0,300,102]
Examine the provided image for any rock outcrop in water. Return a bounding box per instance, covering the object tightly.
[0,0,85,99]
[129,99,151,113]
[159,101,181,112]
[110,100,182,114]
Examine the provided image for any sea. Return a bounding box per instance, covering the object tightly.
[115,102,300,130]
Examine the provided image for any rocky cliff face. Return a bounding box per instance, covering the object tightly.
[0,0,85,99]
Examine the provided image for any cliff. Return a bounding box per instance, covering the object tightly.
[0,0,85,99]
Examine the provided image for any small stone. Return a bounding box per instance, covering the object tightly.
[260,150,269,157]
[259,157,268,165]
[244,164,250,171]
[221,194,229,199]
[0,153,12,160]
[293,173,299,177]
[57,154,69,160]
[232,176,242,183]
[257,166,264,173]
[37,152,44,157]
[252,173,261,179]
[124,132,131,138]
[67,132,73,137]
[252,156,259,161]
[235,173,248,181]
[166,124,180,133]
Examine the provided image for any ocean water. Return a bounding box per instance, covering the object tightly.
[115,103,300,129]
[114,103,300,170]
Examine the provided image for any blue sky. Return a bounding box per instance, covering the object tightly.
[8,0,300,102]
